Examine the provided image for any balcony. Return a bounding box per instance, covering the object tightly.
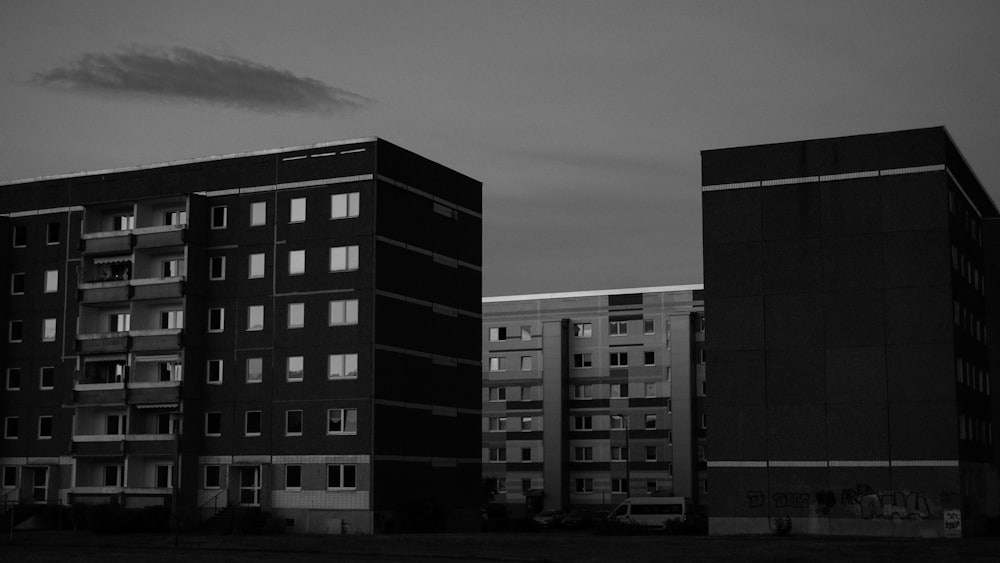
[133,224,185,249]
[127,381,181,404]
[81,231,132,254]
[72,435,126,457]
[131,329,182,352]
[79,281,131,304]
[132,277,183,300]
[77,333,129,354]
[125,434,176,456]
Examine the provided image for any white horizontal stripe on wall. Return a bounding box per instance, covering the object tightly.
[708,459,959,468]
[702,164,947,192]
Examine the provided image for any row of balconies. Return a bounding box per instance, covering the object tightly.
[76,329,183,354]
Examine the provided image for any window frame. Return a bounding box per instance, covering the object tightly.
[5,368,20,391]
[9,320,24,342]
[209,256,226,280]
[288,249,306,276]
[289,197,307,223]
[205,412,222,437]
[246,357,263,383]
[245,411,262,436]
[573,323,592,338]
[206,359,223,384]
[285,410,303,436]
[208,308,225,333]
[250,201,267,226]
[285,465,302,490]
[204,465,221,488]
[247,305,264,331]
[43,270,58,293]
[288,302,305,329]
[330,192,360,219]
[3,417,18,439]
[328,353,358,379]
[248,253,265,279]
[329,245,360,272]
[327,408,358,435]
[10,272,24,295]
[41,318,57,342]
[210,206,228,229]
[287,356,304,382]
[609,320,628,336]
[329,299,359,326]
[37,416,53,439]
[643,319,655,335]
[39,367,54,390]
[326,464,357,490]
[609,352,628,368]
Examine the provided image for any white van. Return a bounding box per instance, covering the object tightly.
[607,497,689,528]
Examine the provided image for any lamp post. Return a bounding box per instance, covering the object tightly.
[612,415,630,497]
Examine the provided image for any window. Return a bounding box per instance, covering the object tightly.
[327,464,357,489]
[42,318,56,342]
[158,362,182,382]
[699,317,706,332]
[250,201,267,226]
[164,210,187,226]
[327,408,358,434]
[489,387,507,402]
[247,305,264,331]
[667,429,673,445]
[574,416,593,431]
[287,356,304,382]
[208,308,225,332]
[210,206,228,229]
[288,249,306,275]
[330,192,360,219]
[113,214,134,230]
[328,353,358,379]
[609,352,627,367]
[609,320,628,336]
[611,383,628,398]
[647,481,658,494]
[10,273,24,295]
[521,478,531,493]
[488,327,507,342]
[701,414,707,429]
[285,465,302,490]
[488,417,507,432]
[645,382,656,398]
[521,448,532,462]
[611,446,628,461]
[249,253,265,279]
[645,414,656,430]
[160,310,183,329]
[245,411,262,436]
[612,478,628,494]
[643,319,655,334]
[104,465,123,487]
[3,466,18,488]
[285,410,303,436]
[155,465,173,488]
[520,356,532,371]
[3,417,18,439]
[109,313,130,332]
[38,416,52,439]
[645,446,657,461]
[43,270,58,293]
[488,357,506,372]
[246,357,263,383]
[209,256,226,280]
[5,369,20,391]
[489,448,506,462]
[573,353,592,368]
[40,367,54,390]
[206,360,223,384]
[9,320,23,343]
[610,415,627,430]
[520,386,533,401]
[12,225,26,247]
[205,412,221,436]
[521,326,531,341]
[329,245,360,272]
[667,397,672,412]
[205,465,221,488]
[573,323,592,338]
[520,416,533,431]
[644,351,655,366]
[287,302,305,329]
[572,384,593,399]
[574,447,593,461]
[329,299,359,325]
[575,478,594,493]
[290,197,306,223]
[105,414,126,435]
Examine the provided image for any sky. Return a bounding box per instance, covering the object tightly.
[2,1,1000,297]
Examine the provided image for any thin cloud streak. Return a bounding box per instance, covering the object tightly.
[33,46,373,114]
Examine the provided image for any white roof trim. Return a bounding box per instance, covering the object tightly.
[483,284,704,303]
[0,137,378,187]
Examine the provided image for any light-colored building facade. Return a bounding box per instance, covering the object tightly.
[482,285,705,516]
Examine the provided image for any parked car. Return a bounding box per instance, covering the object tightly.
[532,509,565,528]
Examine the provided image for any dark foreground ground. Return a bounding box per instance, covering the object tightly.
[2,530,1000,563]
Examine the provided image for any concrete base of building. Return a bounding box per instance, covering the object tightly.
[272,508,371,534]
[710,516,953,538]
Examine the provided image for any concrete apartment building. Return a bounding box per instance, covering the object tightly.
[0,138,483,534]
[702,127,999,537]
[482,286,705,516]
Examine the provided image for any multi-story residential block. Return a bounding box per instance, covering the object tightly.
[482,286,705,516]
[702,127,999,537]
[0,138,482,533]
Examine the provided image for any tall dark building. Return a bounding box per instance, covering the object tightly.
[702,127,999,537]
[0,138,482,533]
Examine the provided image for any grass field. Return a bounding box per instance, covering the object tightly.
[2,530,1000,562]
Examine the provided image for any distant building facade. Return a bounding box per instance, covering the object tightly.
[482,286,705,516]
[0,138,482,533]
[702,127,999,536]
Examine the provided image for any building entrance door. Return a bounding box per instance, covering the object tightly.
[31,467,48,502]
[239,466,260,506]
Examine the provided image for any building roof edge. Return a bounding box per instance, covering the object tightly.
[482,284,704,303]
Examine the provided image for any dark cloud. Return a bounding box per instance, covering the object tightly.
[33,46,373,114]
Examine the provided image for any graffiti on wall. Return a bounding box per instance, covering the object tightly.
[744,484,938,520]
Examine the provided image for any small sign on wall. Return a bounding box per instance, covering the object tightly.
[943,509,962,538]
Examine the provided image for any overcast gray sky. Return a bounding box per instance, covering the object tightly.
[2,1,999,296]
